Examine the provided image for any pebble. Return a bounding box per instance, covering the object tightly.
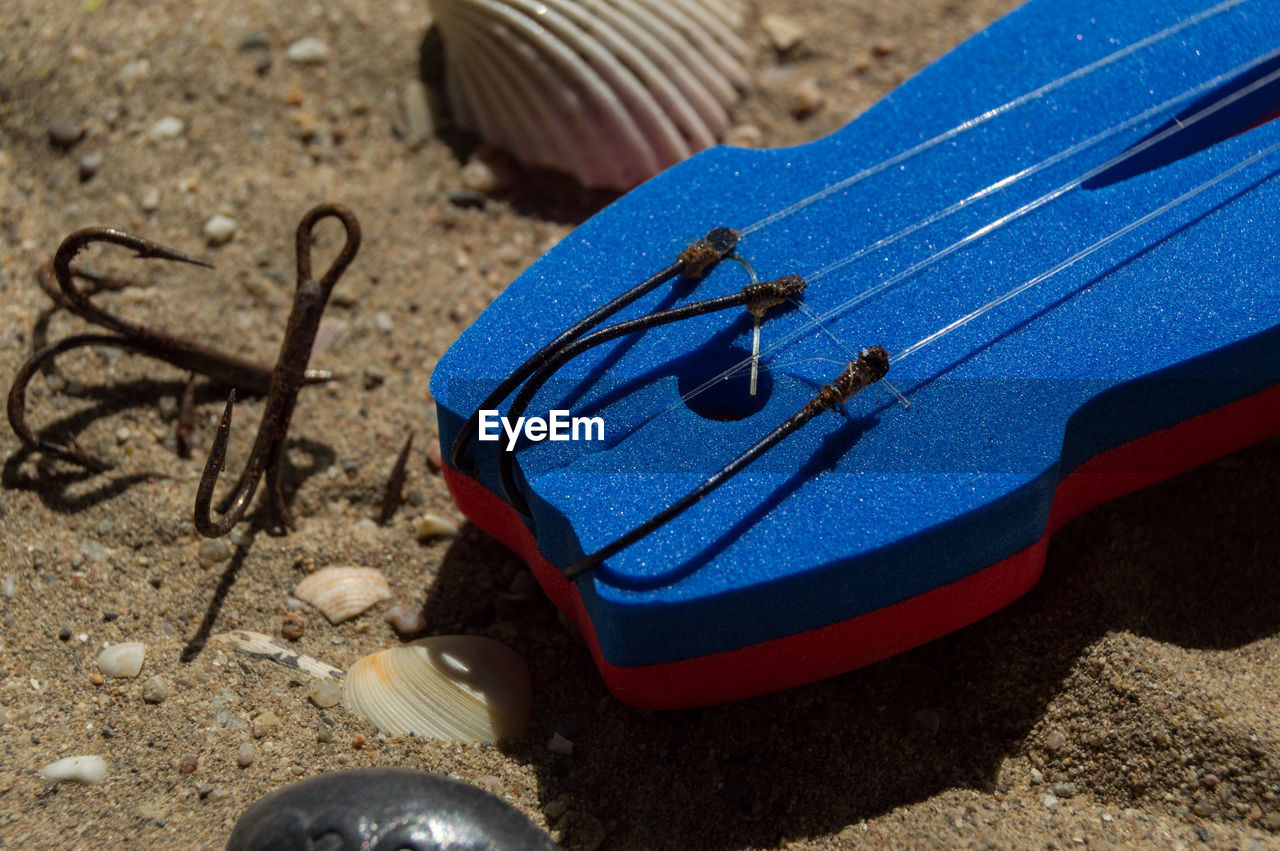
[252,711,280,738]
[461,155,509,195]
[140,187,161,212]
[447,189,487,210]
[239,33,269,51]
[761,13,805,53]
[415,513,460,542]
[317,723,335,744]
[1045,729,1067,751]
[724,124,764,148]
[1264,812,1280,830]
[1053,782,1077,798]
[58,626,73,641]
[425,439,443,472]
[403,79,433,144]
[42,755,108,785]
[78,151,103,181]
[286,37,330,64]
[307,680,343,709]
[141,675,170,704]
[236,742,256,767]
[48,116,84,149]
[1043,794,1059,808]
[281,613,305,641]
[178,755,199,775]
[375,311,394,333]
[203,215,238,247]
[790,78,825,119]
[197,537,235,565]
[148,116,185,140]
[547,732,574,756]
[384,604,426,637]
[98,641,145,678]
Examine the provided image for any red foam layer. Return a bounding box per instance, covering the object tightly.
[444,380,1280,709]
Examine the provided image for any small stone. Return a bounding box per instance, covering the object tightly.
[48,116,84,149]
[1045,730,1067,751]
[790,78,825,119]
[239,33,270,51]
[141,675,170,704]
[913,709,940,735]
[403,79,433,144]
[1192,802,1218,817]
[203,215,238,247]
[761,13,805,53]
[375,311,393,333]
[178,755,199,775]
[351,733,366,749]
[42,755,107,785]
[724,124,763,148]
[362,367,386,391]
[872,39,897,58]
[384,604,426,637]
[1264,812,1280,831]
[252,711,280,738]
[547,732,574,756]
[236,742,256,767]
[197,783,215,799]
[140,187,161,212]
[1200,773,1219,787]
[307,680,342,709]
[316,723,334,744]
[78,151,103,181]
[447,189,487,210]
[460,155,510,195]
[543,799,569,819]
[58,626,73,641]
[102,610,119,622]
[415,513,459,542]
[290,109,320,142]
[89,672,105,686]
[286,38,330,64]
[148,116,185,140]
[1053,782,1077,798]
[1043,794,1059,808]
[98,641,145,678]
[281,613,305,641]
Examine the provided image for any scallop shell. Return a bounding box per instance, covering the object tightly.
[344,636,531,741]
[430,0,749,189]
[294,566,392,624]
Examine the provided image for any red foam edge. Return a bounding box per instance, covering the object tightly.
[443,382,1280,709]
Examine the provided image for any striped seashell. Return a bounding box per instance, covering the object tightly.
[294,566,392,624]
[343,636,532,741]
[430,0,750,189]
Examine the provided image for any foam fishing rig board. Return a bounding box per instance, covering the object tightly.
[431,0,1280,709]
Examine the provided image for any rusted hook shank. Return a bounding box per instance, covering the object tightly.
[193,204,361,537]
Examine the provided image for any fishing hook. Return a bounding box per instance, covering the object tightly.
[7,225,335,472]
[194,204,361,537]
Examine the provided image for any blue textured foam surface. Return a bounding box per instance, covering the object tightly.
[432,0,1280,668]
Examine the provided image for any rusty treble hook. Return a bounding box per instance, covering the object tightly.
[193,203,362,537]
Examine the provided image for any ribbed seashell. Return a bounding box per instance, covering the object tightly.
[294,566,392,624]
[344,636,531,741]
[430,0,749,189]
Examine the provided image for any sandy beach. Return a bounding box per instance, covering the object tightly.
[2,0,1278,847]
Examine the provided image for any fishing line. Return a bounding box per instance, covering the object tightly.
[737,0,1248,237]
[670,61,1280,415]
[796,46,1280,286]
[888,139,1280,365]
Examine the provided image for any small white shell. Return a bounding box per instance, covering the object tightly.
[42,755,108,785]
[97,642,145,678]
[294,566,392,624]
[343,636,531,742]
[430,0,749,189]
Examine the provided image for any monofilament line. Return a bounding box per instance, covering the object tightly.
[890,140,1280,364]
[670,61,1280,416]
[737,0,1248,237]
